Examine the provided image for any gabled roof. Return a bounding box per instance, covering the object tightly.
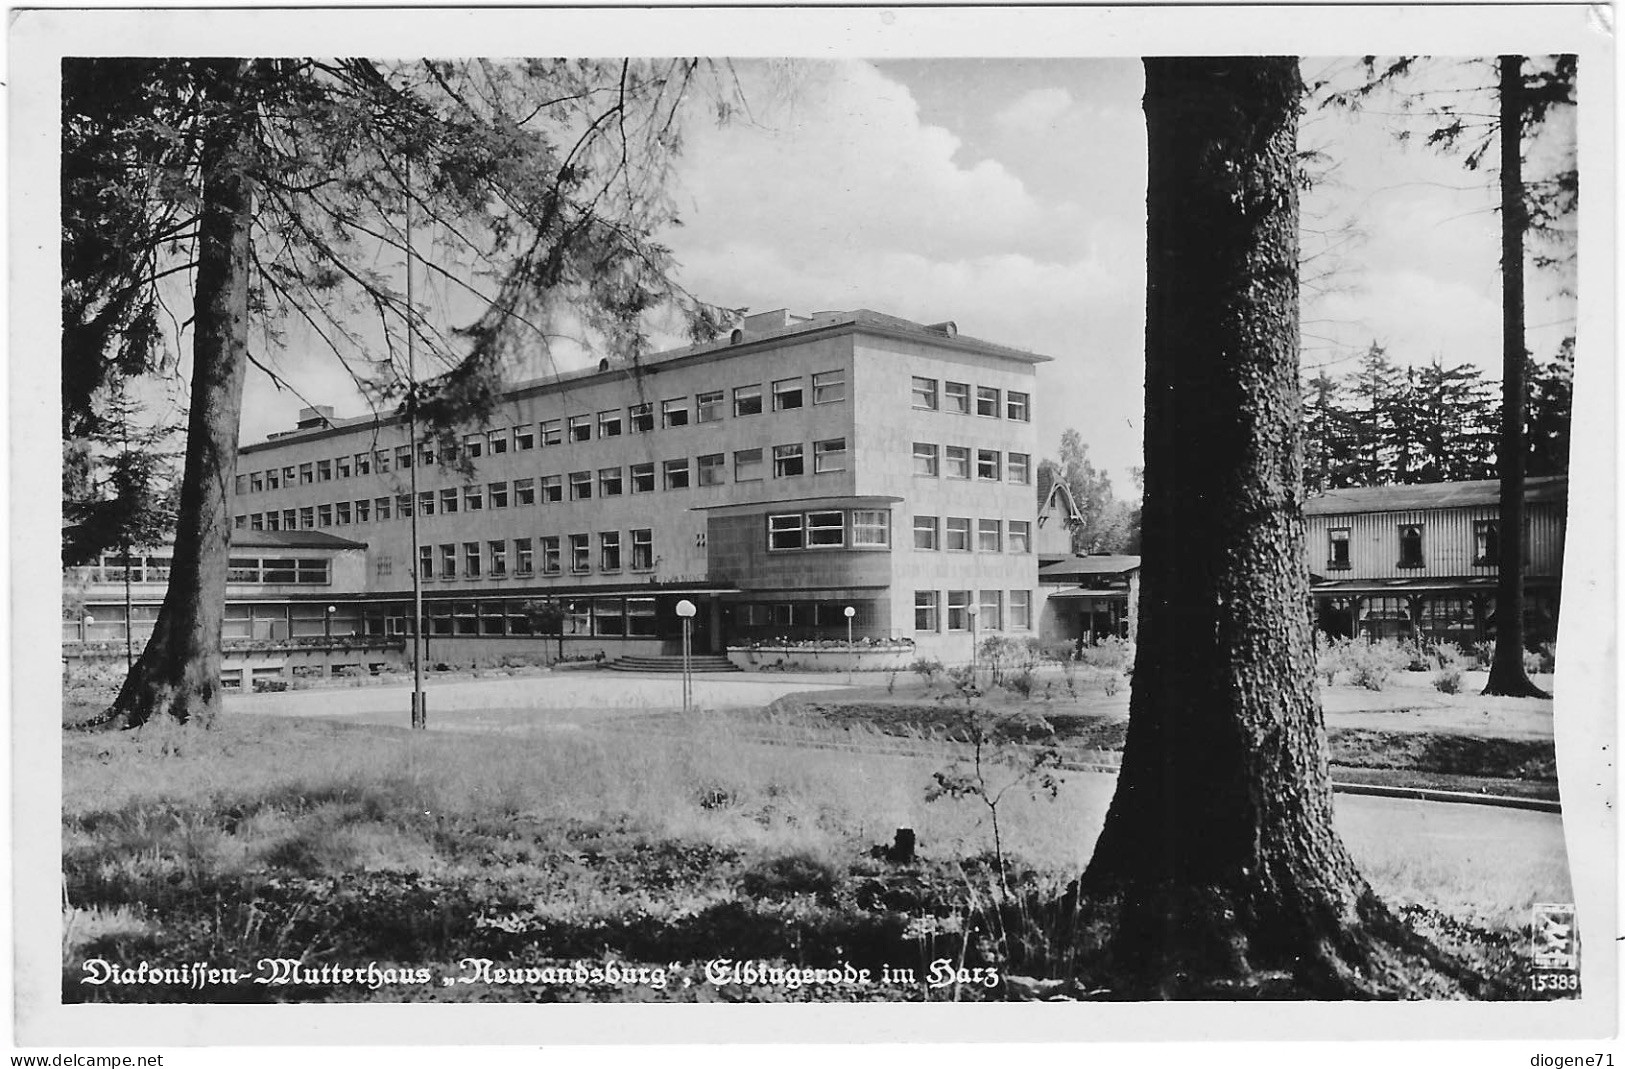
[1038,479,1084,527]
[1304,476,1567,517]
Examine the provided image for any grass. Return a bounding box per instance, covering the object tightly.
[61,698,1573,1003]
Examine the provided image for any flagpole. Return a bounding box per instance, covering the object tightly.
[406,154,427,731]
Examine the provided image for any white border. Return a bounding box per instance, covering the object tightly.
[10,2,1617,1049]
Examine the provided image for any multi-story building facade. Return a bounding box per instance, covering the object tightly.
[67,309,1049,667]
[1304,476,1566,647]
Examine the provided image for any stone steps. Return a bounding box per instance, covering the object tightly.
[607,654,741,674]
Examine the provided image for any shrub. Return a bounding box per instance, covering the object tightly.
[1004,668,1036,700]
[739,852,840,899]
[911,657,944,683]
[1432,667,1464,694]
[1432,641,1464,670]
[1472,641,1495,671]
[979,636,1015,685]
[1101,673,1121,697]
[1399,641,1432,672]
[1347,639,1410,692]
[1316,636,1352,686]
[1077,636,1131,672]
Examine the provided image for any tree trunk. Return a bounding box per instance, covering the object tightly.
[107,61,256,728]
[1078,57,1450,997]
[1484,55,1549,698]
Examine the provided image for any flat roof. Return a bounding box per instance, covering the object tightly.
[231,530,368,551]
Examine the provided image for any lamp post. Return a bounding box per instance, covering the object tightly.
[966,602,980,684]
[83,614,95,644]
[844,605,855,647]
[326,604,336,640]
[676,599,697,712]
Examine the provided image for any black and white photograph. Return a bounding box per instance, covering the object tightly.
[13,1,1617,1057]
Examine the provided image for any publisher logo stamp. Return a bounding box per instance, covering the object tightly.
[1528,902,1579,995]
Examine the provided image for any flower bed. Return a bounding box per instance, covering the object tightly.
[725,642,917,672]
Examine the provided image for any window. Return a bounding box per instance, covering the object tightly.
[1473,520,1497,565]
[946,517,971,551]
[353,452,372,477]
[284,465,298,485]
[299,463,314,485]
[978,518,1002,552]
[299,506,315,529]
[489,540,507,577]
[395,445,413,470]
[376,496,392,521]
[806,511,845,548]
[541,536,561,575]
[812,370,845,404]
[262,512,277,531]
[915,591,940,632]
[600,532,622,571]
[946,590,972,631]
[1330,527,1352,569]
[944,445,970,479]
[246,513,260,531]
[419,545,434,580]
[317,459,332,482]
[772,377,804,410]
[465,485,484,511]
[567,415,591,442]
[1008,590,1033,630]
[440,543,457,578]
[912,376,938,410]
[1006,391,1031,421]
[489,428,509,454]
[814,438,847,474]
[464,542,482,578]
[318,504,333,528]
[540,475,562,503]
[570,471,593,500]
[1004,453,1031,485]
[570,534,591,573]
[336,455,352,479]
[696,390,724,422]
[514,538,534,575]
[1007,520,1032,554]
[266,469,281,490]
[977,449,1001,480]
[463,432,484,459]
[628,403,654,433]
[735,448,764,481]
[374,448,390,474]
[630,463,655,493]
[945,381,970,414]
[979,590,1004,630]
[247,472,261,493]
[283,509,297,530]
[440,488,459,514]
[734,385,763,417]
[698,453,725,486]
[489,482,508,509]
[852,510,889,547]
[393,494,409,519]
[913,442,939,477]
[773,444,804,477]
[335,501,351,525]
[594,598,626,637]
[768,514,804,550]
[514,425,535,450]
[627,597,657,636]
[914,515,939,550]
[515,477,536,506]
[663,398,690,428]
[235,474,250,496]
[418,441,436,467]
[631,529,653,570]
[540,419,562,446]
[599,466,624,497]
[976,386,1000,417]
[598,410,622,438]
[664,458,691,490]
[419,491,435,516]
[1398,524,1424,568]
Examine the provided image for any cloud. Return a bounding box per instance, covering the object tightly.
[993,87,1076,137]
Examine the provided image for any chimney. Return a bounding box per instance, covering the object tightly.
[295,405,335,429]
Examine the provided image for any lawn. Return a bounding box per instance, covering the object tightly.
[61,699,1572,1003]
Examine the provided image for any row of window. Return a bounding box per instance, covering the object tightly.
[914,589,1034,632]
[233,440,857,533]
[1326,519,1505,571]
[234,372,849,496]
[912,516,1032,554]
[418,529,654,580]
[765,509,891,551]
[911,378,1031,421]
[913,443,1031,484]
[71,554,330,586]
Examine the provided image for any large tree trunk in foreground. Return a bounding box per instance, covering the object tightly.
[108,61,255,728]
[1484,55,1549,698]
[1078,57,1452,998]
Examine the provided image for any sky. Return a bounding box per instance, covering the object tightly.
[232,56,1578,491]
